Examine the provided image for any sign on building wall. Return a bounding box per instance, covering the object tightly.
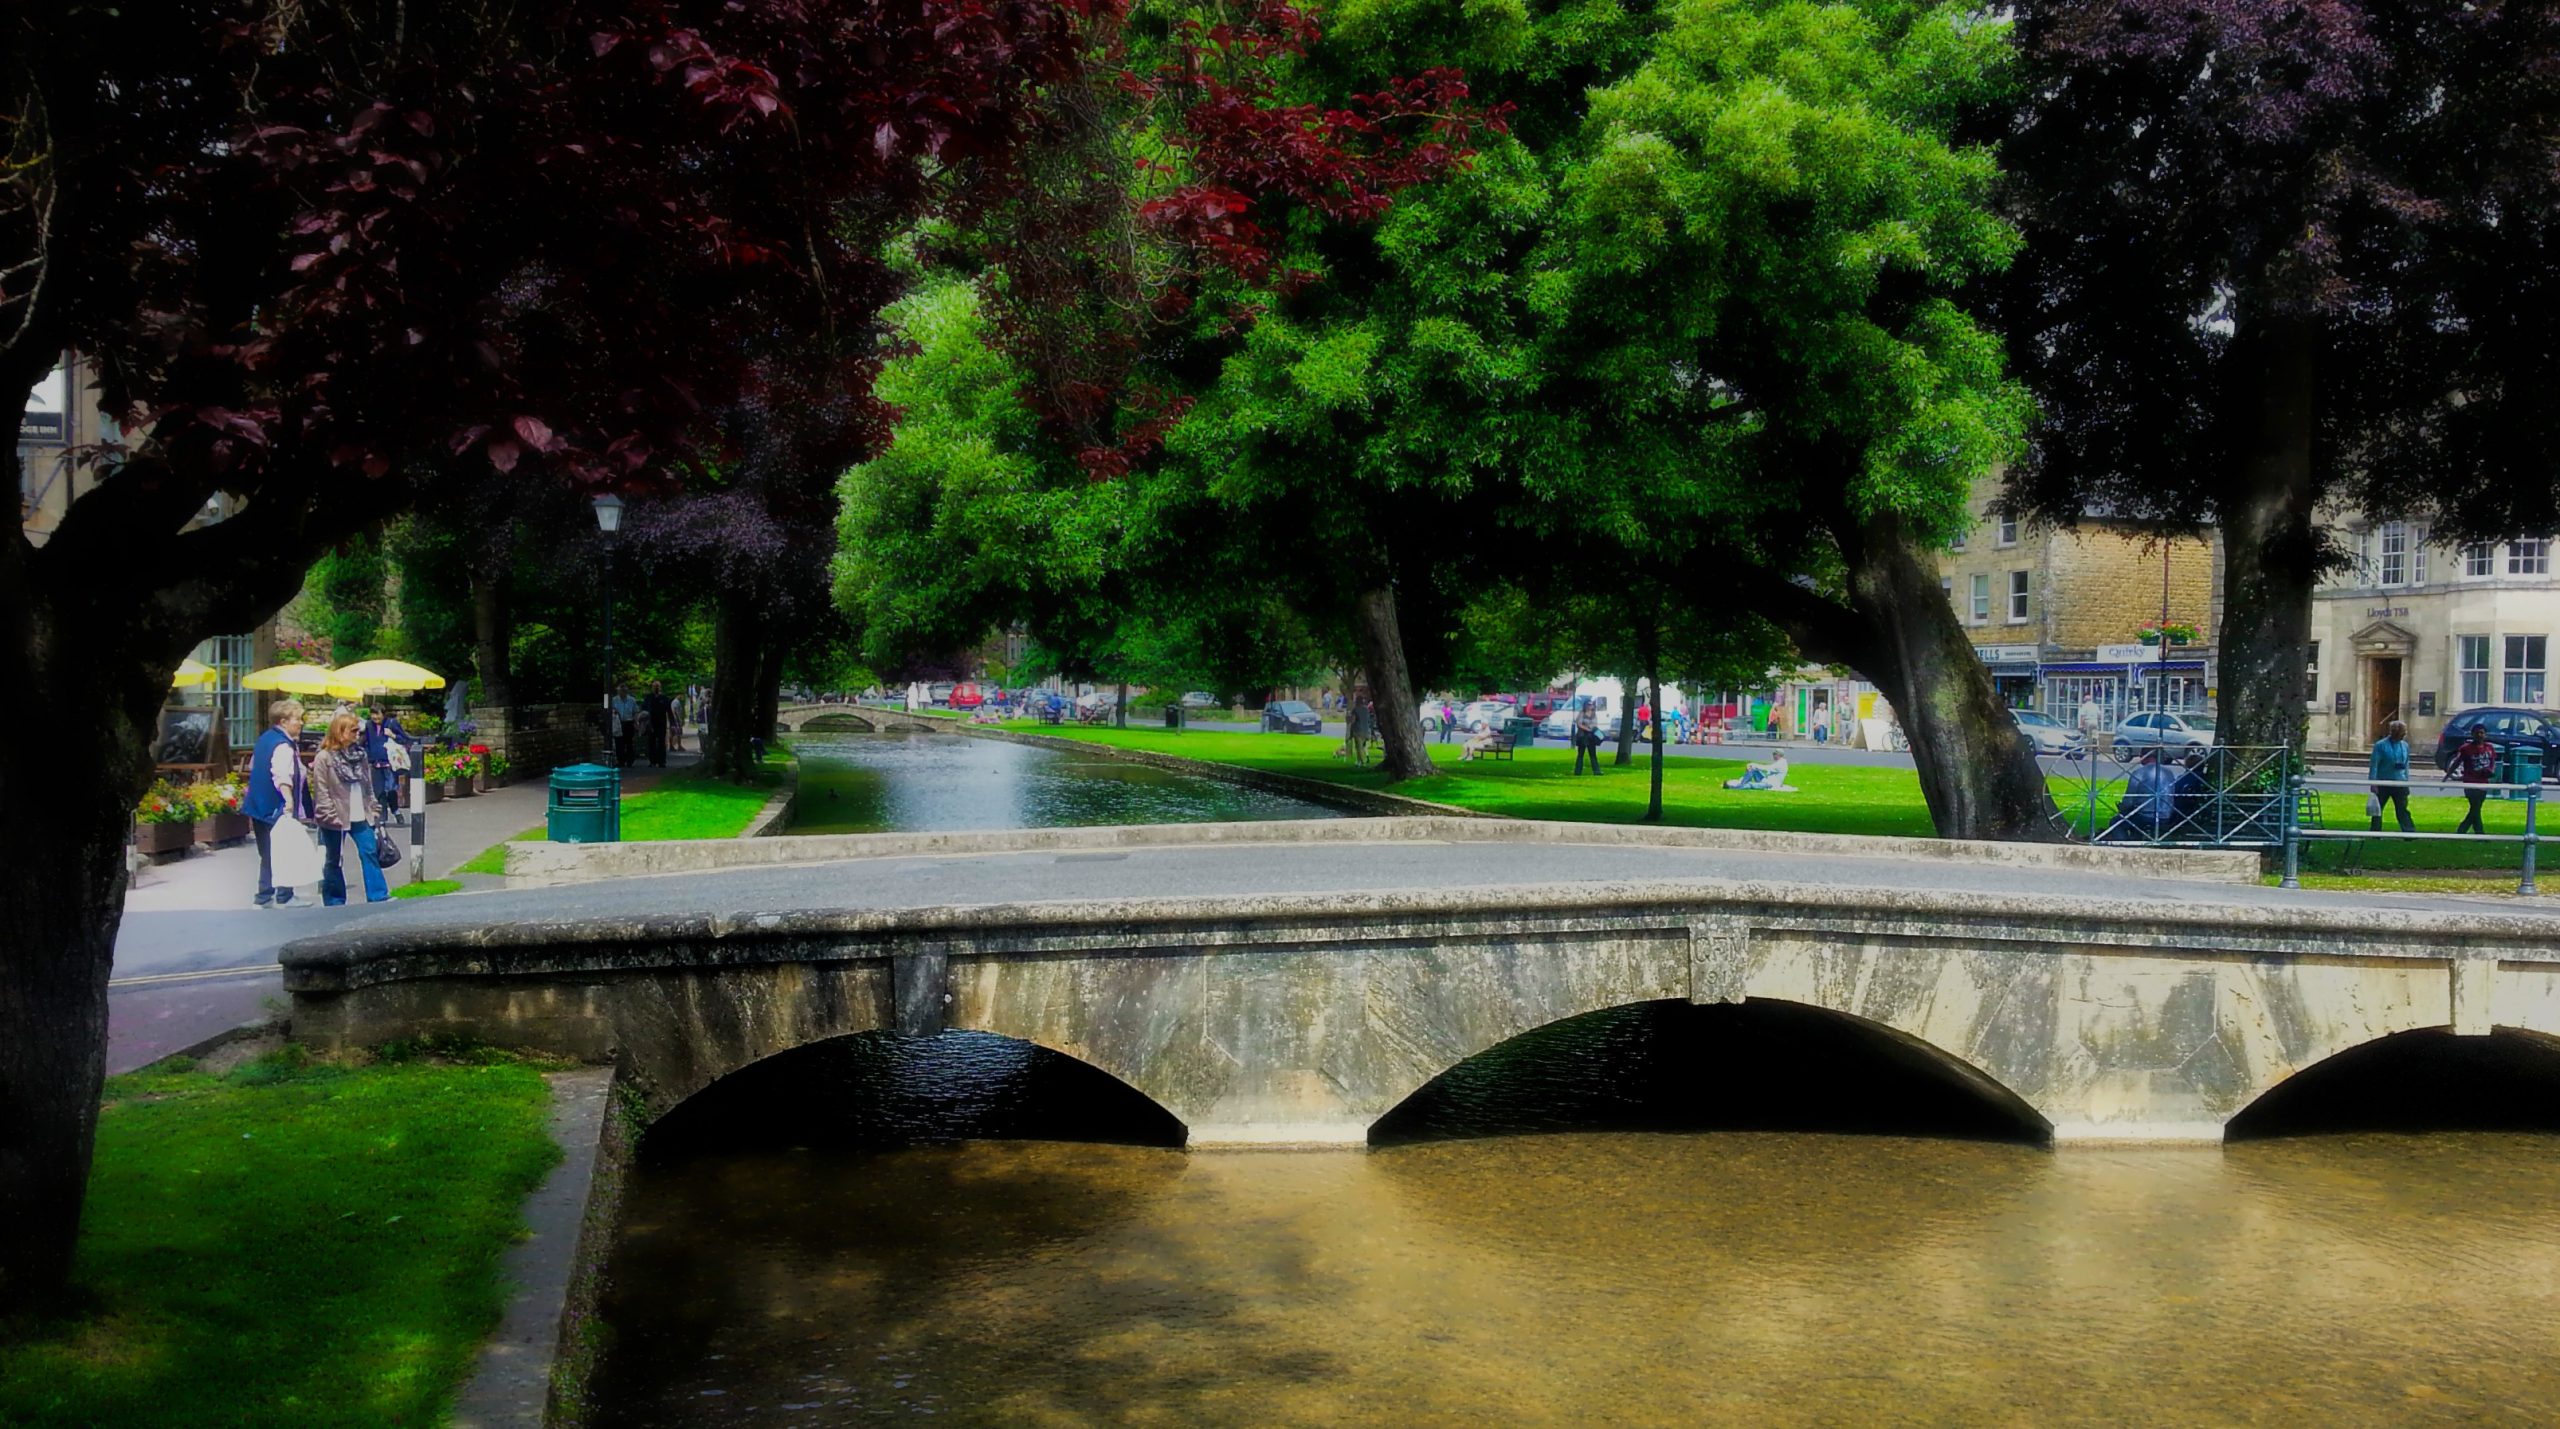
[1976,645,2037,664]
[2334,691,2352,714]
[2094,643,2160,662]
[2419,691,2438,716]
[21,365,65,443]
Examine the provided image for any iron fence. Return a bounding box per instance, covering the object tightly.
[2051,741,2546,895]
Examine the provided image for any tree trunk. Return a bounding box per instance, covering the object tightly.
[469,563,513,708]
[1643,631,1666,822]
[753,638,786,756]
[1614,673,1639,766]
[1835,512,2060,841]
[1349,585,1436,779]
[1114,681,1127,729]
[0,576,188,1306]
[2215,316,2319,755]
[707,594,763,779]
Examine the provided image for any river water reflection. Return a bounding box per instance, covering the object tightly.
[784,733,1345,834]
[591,1023,2560,1424]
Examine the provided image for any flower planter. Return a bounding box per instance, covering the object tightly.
[423,781,444,805]
[195,810,250,846]
[446,778,474,799]
[135,821,195,858]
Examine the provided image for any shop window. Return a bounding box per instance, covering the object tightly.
[2460,636,2490,706]
[2504,635,2547,705]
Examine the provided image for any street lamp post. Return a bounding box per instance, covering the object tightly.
[594,494,623,761]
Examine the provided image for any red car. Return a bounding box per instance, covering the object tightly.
[949,682,984,709]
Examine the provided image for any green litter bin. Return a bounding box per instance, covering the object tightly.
[1165,704,1185,731]
[1503,716,1538,746]
[548,762,622,842]
[2504,744,2545,798]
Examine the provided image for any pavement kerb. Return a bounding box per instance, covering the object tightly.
[738,750,799,839]
[449,1065,618,1429]
[487,811,2250,889]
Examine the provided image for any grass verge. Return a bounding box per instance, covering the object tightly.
[996,722,2549,877]
[451,753,786,874]
[0,1052,561,1428]
[388,878,463,899]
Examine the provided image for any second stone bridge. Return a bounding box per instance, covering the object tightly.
[280,849,2560,1146]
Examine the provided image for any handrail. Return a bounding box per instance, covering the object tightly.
[2282,769,2540,895]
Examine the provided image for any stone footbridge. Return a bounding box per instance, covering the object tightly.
[277,825,2560,1147]
[772,702,954,734]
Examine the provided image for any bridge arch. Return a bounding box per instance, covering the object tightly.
[793,710,881,734]
[648,1027,1188,1154]
[1368,998,2052,1147]
[2227,1025,2560,1140]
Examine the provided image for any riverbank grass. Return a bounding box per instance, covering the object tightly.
[1003,723,2548,879]
[453,751,785,875]
[0,1052,560,1428]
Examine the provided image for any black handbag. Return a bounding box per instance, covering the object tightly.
[374,831,403,870]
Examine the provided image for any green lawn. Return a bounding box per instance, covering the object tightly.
[387,878,462,899]
[452,754,785,875]
[0,1054,560,1428]
[1000,722,2547,880]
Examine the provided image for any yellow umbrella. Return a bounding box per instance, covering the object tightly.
[326,658,447,698]
[171,658,219,689]
[242,663,340,695]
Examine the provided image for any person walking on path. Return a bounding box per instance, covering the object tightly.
[1346,690,1377,766]
[2078,695,2104,750]
[645,680,673,767]
[1573,703,1604,775]
[244,699,310,907]
[2450,724,2499,835]
[306,713,392,905]
[1438,699,1456,744]
[2369,719,2417,833]
[610,684,639,768]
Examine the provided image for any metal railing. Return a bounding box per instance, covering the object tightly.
[2054,741,2545,895]
[2286,775,2541,895]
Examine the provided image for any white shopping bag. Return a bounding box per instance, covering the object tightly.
[268,820,325,887]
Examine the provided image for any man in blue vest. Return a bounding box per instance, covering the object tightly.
[244,698,311,907]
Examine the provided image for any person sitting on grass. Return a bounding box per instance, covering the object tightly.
[1724,749,1790,791]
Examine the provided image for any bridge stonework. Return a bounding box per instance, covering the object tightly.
[772,704,955,735]
[281,883,2560,1146]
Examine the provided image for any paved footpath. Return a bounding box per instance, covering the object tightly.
[107,753,699,1072]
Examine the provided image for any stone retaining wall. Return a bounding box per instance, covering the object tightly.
[470,703,602,774]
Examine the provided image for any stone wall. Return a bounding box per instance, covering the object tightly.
[470,702,602,773]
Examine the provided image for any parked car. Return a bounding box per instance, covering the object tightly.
[1262,699,1323,734]
[2010,709,2087,759]
[927,681,956,705]
[1536,696,1609,742]
[1180,691,1220,710]
[2111,711,2217,761]
[949,682,984,709]
[2432,707,2560,778]
[1456,699,1514,733]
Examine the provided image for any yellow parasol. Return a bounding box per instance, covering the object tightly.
[171,658,220,689]
[242,663,341,695]
[326,658,447,699]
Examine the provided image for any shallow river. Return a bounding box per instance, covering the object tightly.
[589,1016,2560,1425]
[784,733,1345,835]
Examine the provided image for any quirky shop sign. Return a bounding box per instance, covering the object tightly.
[21,365,64,443]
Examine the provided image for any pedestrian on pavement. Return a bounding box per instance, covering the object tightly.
[610,684,639,768]
[2449,724,2499,835]
[361,705,399,821]
[645,680,673,767]
[245,699,311,907]
[2078,694,2104,747]
[2369,719,2417,833]
[667,688,687,753]
[1438,699,1456,744]
[307,713,392,905]
[1573,702,1604,775]
[1348,689,1377,766]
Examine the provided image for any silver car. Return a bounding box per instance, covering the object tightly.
[2111,711,2216,761]
[2010,709,2088,759]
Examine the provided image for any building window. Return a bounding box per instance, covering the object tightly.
[2006,570,2029,622]
[2465,543,2495,577]
[1997,514,2018,548]
[2379,523,2408,586]
[2505,635,2547,705]
[2414,535,2427,586]
[1941,575,1952,602]
[2355,527,2374,583]
[2460,635,2491,706]
[1969,573,1990,625]
[2305,641,2320,703]
[2510,539,2550,576]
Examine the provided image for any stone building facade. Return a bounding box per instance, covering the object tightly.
[2306,518,2560,753]
[1935,477,2220,727]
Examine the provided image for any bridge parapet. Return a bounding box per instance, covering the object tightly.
[772,703,956,734]
[281,877,2560,1148]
